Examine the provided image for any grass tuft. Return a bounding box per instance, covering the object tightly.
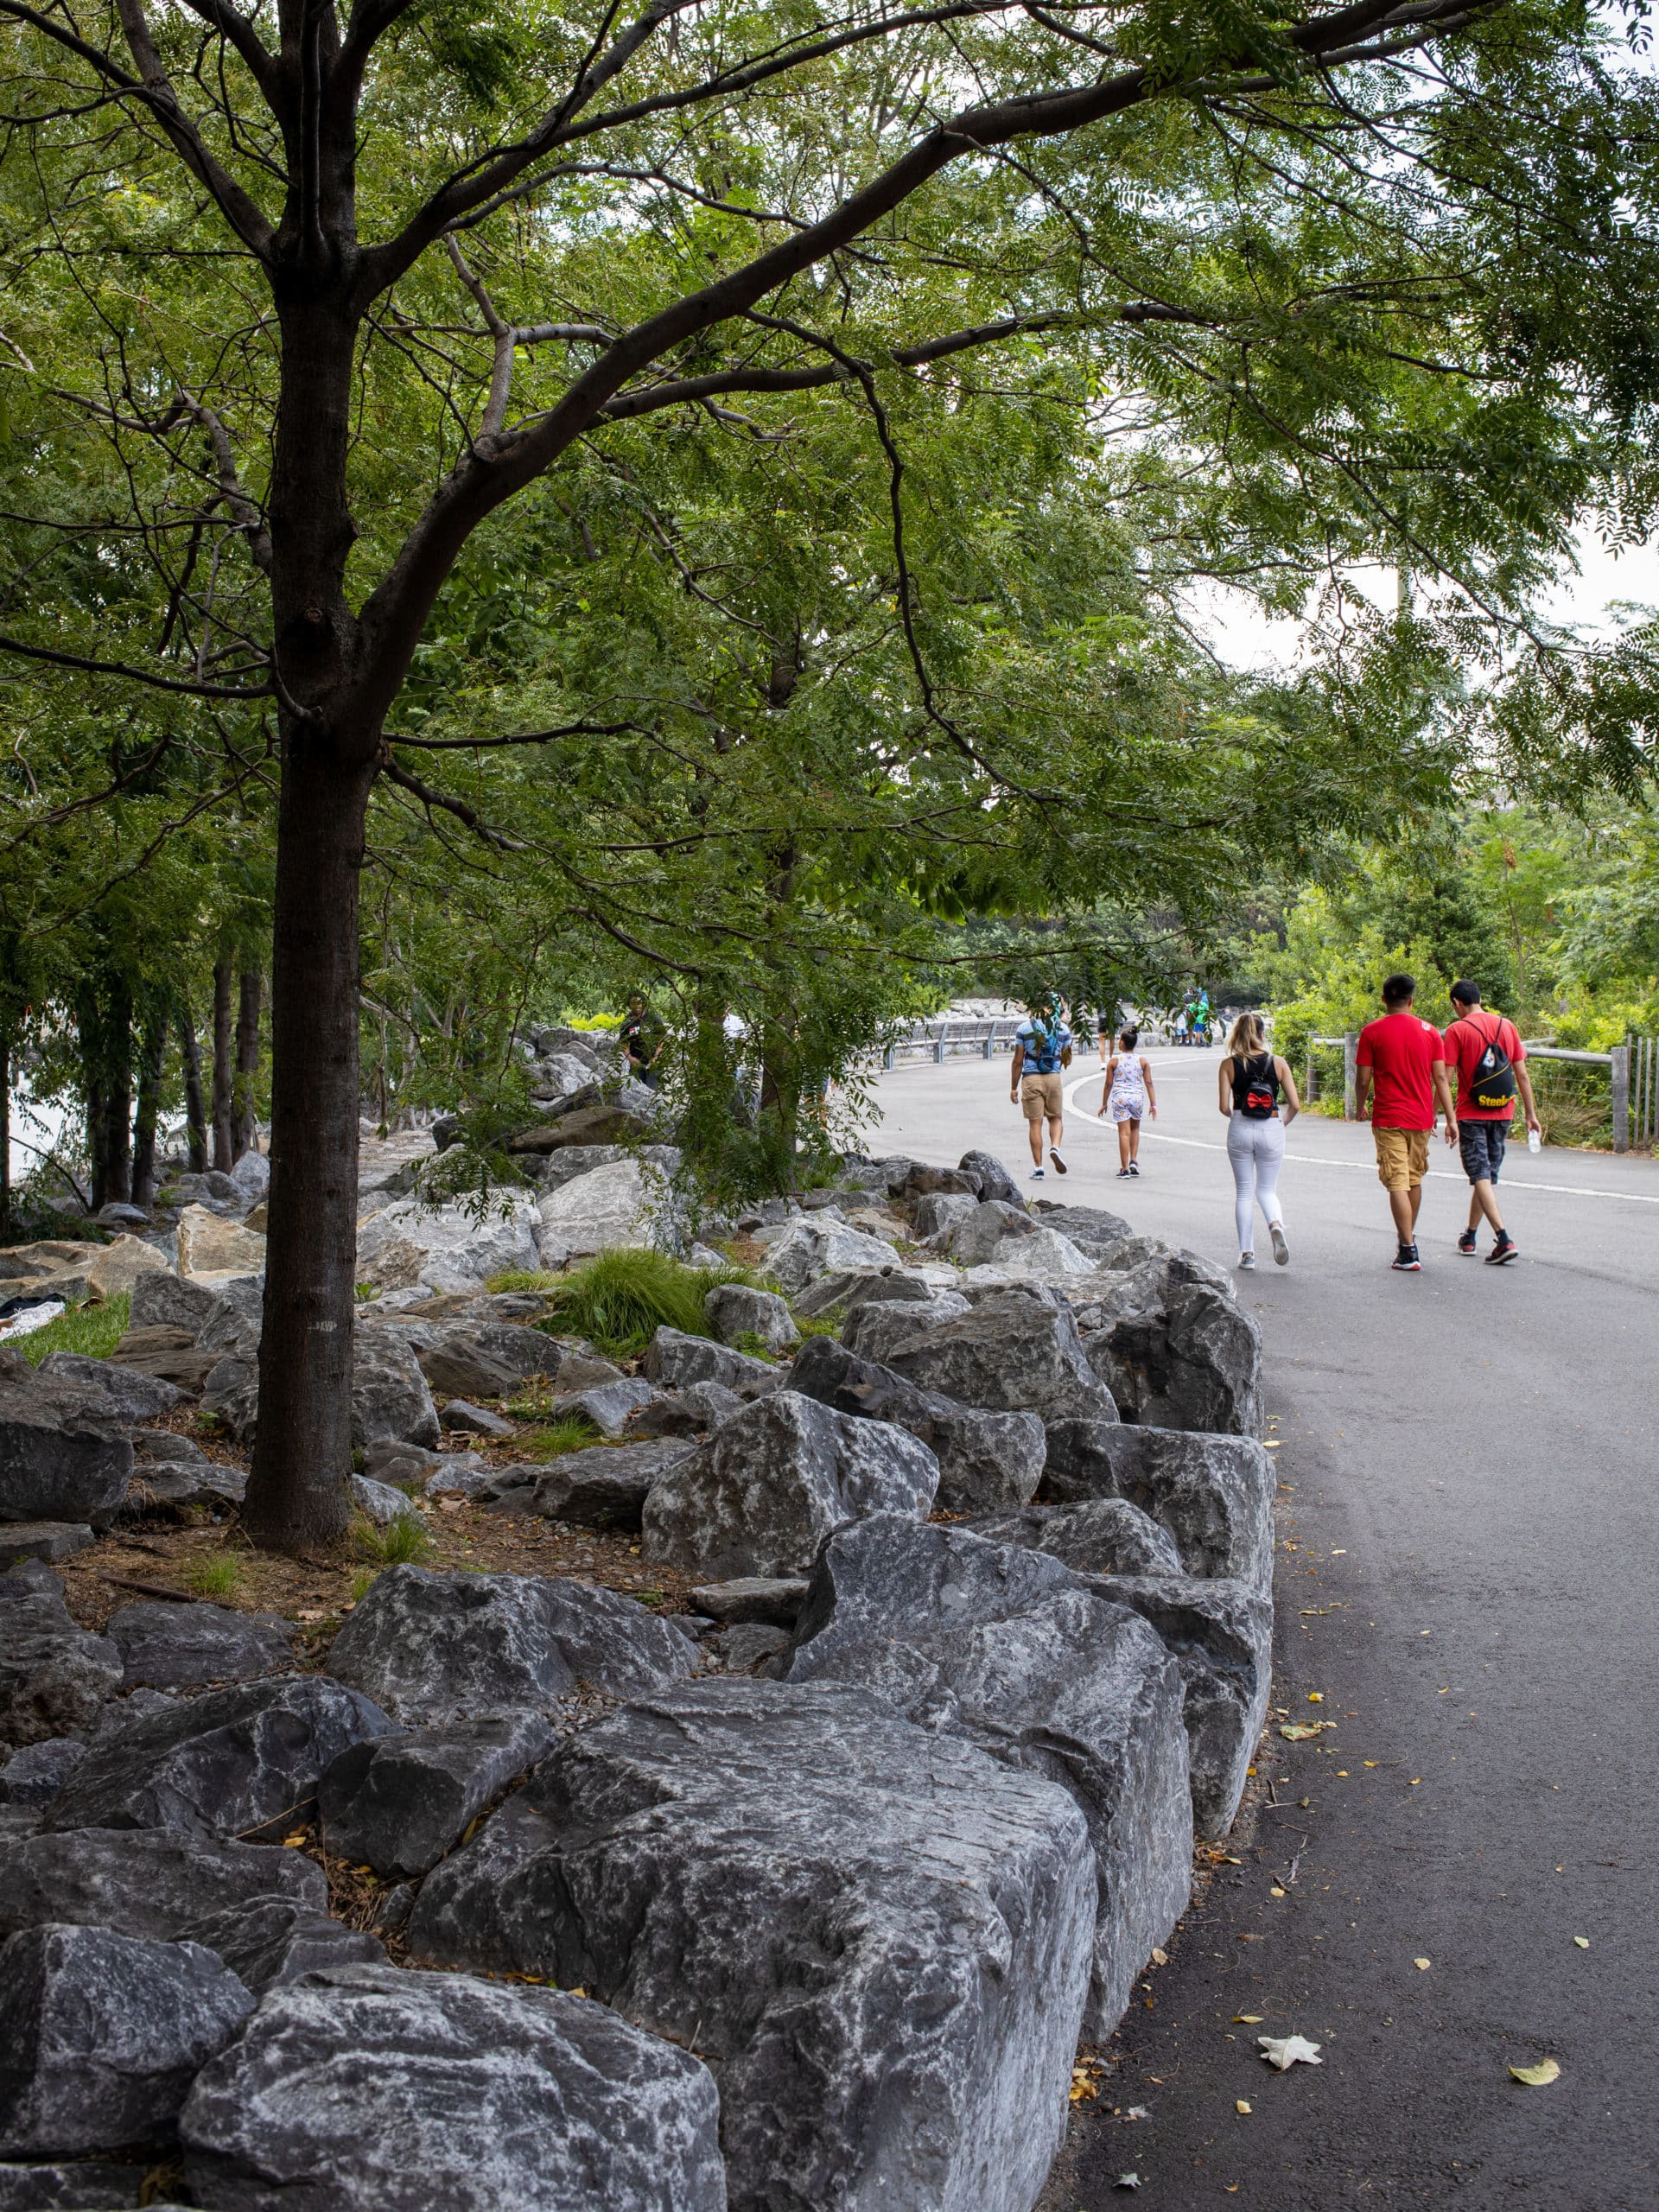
[533,1247,753,1359]
[15,1291,130,1366]
[790,1309,844,1342]
[729,1330,778,1363]
[181,1552,245,1599]
[348,1566,378,1603]
[347,1509,434,1566]
[518,1414,607,1459]
[486,1268,565,1295]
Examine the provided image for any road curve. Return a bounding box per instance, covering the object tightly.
[854,1049,1659,2212]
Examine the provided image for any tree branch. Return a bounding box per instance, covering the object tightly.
[0,632,270,700]
[109,0,276,251]
[378,756,526,849]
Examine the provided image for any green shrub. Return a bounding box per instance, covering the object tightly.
[182,1552,245,1599]
[347,1509,434,1566]
[16,1291,130,1366]
[534,1247,752,1359]
[517,1414,607,1459]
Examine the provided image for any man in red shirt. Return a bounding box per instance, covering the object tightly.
[1354,973,1458,1272]
[1441,978,1541,1264]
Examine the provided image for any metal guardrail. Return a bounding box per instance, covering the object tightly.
[1304,1029,1651,1154]
[882,1018,1022,1065]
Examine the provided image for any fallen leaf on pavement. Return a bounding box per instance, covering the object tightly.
[1414,1957,1431,1971]
[1236,2100,1252,2115]
[1258,2034,1323,2071]
[1573,1937,1589,1949]
[1510,2058,1560,2088]
[1280,1722,1331,1741]
[1150,1948,1168,1967]
[1233,2014,1263,2024]
[1269,1885,1287,1898]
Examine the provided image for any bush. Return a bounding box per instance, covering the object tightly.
[534,1247,751,1359]
[15,1291,130,1366]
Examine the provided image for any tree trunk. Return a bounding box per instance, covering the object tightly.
[79,974,133,1211]
[211,961,235,1170]
[130,1007,166,1212]
[178,1005,208,1173]
[233,968,264,1160]
[0,1034,10,1241]
[241,743,375,1554]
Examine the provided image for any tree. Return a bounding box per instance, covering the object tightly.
[0,0,1645,1546]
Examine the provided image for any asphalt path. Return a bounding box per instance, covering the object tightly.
[853,1048,1659,2212]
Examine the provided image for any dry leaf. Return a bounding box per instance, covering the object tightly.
[1280,1722,1330,1741]
[1270,1886,1287,1898]
[1236,2100,1252,2115]
[1414,1957,1431,1971]
[1307,1691,1324,1703]
[1234,2014,1263,2024]
[1509,2058,1560,2088]
[1258,2034,1323,2071]
[1573,1937,1589,1949]
[1149,1948,1168,1967]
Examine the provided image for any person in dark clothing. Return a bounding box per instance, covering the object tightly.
[618,995,664,1090]
[1442,979,1541,1264]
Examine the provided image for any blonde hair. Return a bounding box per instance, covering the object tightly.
[1227,1012,1268,1058]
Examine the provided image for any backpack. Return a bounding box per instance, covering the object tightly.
[1236,1052,1279,1121]
[1465,1017,1517,1112]
[1023,1021,1064,1075]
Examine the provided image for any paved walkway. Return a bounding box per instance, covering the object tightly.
[855,1050,1658,2212]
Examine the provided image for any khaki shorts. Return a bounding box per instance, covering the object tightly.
[1374,1126,1430,1193]
[1020,1070,1064,1122]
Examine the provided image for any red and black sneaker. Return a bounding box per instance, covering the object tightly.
[1457,1229,1478,1255]
[1391,1243,1421,1272]
[1485,1232,1519,1266]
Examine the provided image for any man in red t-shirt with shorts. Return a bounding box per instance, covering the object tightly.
[1354,973,1458,1273]
[1441,978,1541,1264]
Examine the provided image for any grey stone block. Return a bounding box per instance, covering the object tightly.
[0,2158,145,2207]
[687,1577,809,1627]
[702,1283,798,1357]
[418,1322,555,1401]
[0,1827,327,1943]
[35,1357,182,1427]
[1084,1281,1263,1437]
[319,1713,556,1878]
[180,1963,725,2212]
[548,1377,656,1438]
[181,1900,386,1997]
[0,1529,92,1571]
[530,1440,693,1531]
[0,1743,84,1813]
[643,1326,782,1398]
[0,1358,133,1529]
[840,1293,970,1367]
[0,1592,122,1749]
[1040,1420,1274,1589]
[436,1400,515,1439]
[351,1332,440,1451]
[105,1604,295,1691]
[885,1290,1117,1427]
[408,1679,1094,2212]
[971,1497,1185,1580]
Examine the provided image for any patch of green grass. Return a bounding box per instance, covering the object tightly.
[518,1414,606,1459]
[533,1247,753,1359]
[353,1281,380,1303]
[486,1268,565,1295]
[181,1552,245,1599]
[349,1566,379,1604]
[16,1290,130,1366]
[347,1510,435,1566]
[729,1330,778,1364]
[790,1309,844,1342]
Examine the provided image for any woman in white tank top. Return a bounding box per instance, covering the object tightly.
[1218,1011,1301,1270]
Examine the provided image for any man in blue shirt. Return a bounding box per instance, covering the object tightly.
[1009,1001,1073,1179]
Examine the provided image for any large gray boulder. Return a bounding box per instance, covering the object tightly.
[1084,1281,1263,1437]
[320,1713,556,1878]
[535,1158,682,1266]
[0,1357,132,1529]
[972,1497,1185,1580]
[788,1336,1044,1514]
[935,1204,1092,1279]
[623,1382,745,1442]
[0,2158,145,2207]
[910,1192,979,1241]
[180,1963,726,2212]
[840,1292,970,1368]
[957,1149,1023,1205]
[0,1923,253,2156]
[181,1901,386,1997]
[105,1604,294,1691]
[642,1326,781,1398]
[530,1440,694,1531]
[0,1590,122,1748]
[1075,1573,1272,1840]
[1040,1421,1274,1590]
[35,1357,182,1427]
[1027,1202,1134,1257]
[793,1265,937,1323]
[0,1740,85,1813]
[702,1282,798,1357]
[786,1516,1192,2033]
[44,1677,393,1840]
[323,1566,692,1726]
[197,1355,259,1446]
[354,1193,542,1298]
[417,1323,555,1401]
[409,1679,1094,2212]
[0,1827,326,1943]
[640,1390,939,1580]
[351,1331,441,1451]
[545,1376,656,1438]
[883,1290,1117,1427]
[760,1217,901,1297]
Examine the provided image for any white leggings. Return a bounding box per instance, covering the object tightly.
[1227,1114,1286,1253]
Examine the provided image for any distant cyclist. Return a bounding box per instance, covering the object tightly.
[1098,1023,1157,1177]
[1218,1012,1300,1270]
[1010,999,1073,1179]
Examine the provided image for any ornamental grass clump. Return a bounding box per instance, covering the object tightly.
[534,1247,750,1360]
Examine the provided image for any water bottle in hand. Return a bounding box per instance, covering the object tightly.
[1528,1126,1541,1154]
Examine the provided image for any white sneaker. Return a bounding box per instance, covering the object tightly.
[1029,1166,1045,1179]
[1270,1223,1289,1267]
[1050,1148,1067,1175]
[1239,1251,1256,1271]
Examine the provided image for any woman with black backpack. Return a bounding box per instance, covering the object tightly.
[1219,1013,1301,1271]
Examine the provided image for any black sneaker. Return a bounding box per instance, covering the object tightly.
[1128,1160,1141,1177]
[1457,1230,1478,1256]
[1391,1243,1421,1271]
[1116,1167,1131,1180]
[1485,1232,1518,1266]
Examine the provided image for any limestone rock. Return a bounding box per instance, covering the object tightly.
[530,1440,693,1532]
[105,1604,295,1691]
[0,1741,85,1812]
[349,1473,419,1527]
[1040,1421,1274,1590]
[702,1282,798,1357]
[884,1290,1117,1427]
[687,1577,808,1627]
[227,1152,270,1204]
[323,1566,692,1726]
[437,1400,515,1439]
[840,1292,970,1367]
[1026,1203,1134,1257]
[623,1382,744,1441]
[534,1159,679,1266]
[177,1207,267,1281]
[1085,1282,1263,1438]
[45,1677,394,1840]
[0,1590,122,1748]
[1075,1572,1271,1840]
[408,1679,1093,2212]
[320,1713,556,1878]
[0,2158,144,2207]
[935,1202,1093,1279]
[0,1923,254,2156]
[180,1963,725,2212]
[787,1516,1192,2032]
[787,1335,1045,1514]
[84,1237,171,1301]
[642,1326,781,1398]
[760,1217,905,1297]
[0,1361,133,1529]
[971,1497,1185,1580]
[640,1389,939,1580]
[417,1322,554,1401]
[793,1264,937,1322]
[0,1828,326,1943]
[957,1149,1023,1205]
[0,1529,92,1570]
[351,1331,440,1451]
[354,1194,541,1297]
[911,1191,979,1240]
[35,1357,182,1427]
[181,1901,385,1998]
[547,1376,655,1438]
[508,1089,669,1154]
[119,1459,245,1521]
